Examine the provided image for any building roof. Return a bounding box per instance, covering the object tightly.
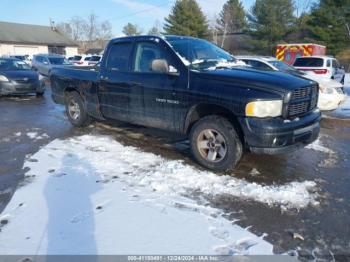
[0,21,78,47]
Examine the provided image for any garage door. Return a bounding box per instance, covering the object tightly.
[14,46,39,57]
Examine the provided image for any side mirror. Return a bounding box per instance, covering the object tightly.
[43,61,49,65]
[151,59,169,73]
[151,59,179,76]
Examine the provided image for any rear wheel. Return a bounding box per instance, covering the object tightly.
[189,115,243,172]
[65,91,90,127]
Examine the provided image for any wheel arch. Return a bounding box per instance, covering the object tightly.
[184,103,244,142]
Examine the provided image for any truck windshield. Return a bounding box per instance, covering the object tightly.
[166,37,236,70]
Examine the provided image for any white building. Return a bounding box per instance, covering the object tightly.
[0,21,78,58]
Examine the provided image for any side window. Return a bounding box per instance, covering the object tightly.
[327,59,331,67]
[243,60,254,67]
[133,42,172,73]
[248,60,272,70]
[333,59,340,68]
[106,42,133,71]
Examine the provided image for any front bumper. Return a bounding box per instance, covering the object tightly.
[239,109,321,155]
[0,80,42,95]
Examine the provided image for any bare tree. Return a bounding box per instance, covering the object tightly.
[57,13,114,52]
[97,21,113,48]
[56,22,73,39]
[70,16,88,42]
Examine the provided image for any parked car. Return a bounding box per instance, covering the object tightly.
[32,54,71,76]
[0,58,44,96]
[88,55,102,66]
[9,55,32,66]
[50,35,321,172]
[237,56,347,111]
[71,55,92,66]
[293,56,346,84]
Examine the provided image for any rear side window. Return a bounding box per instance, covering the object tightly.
[332,59,340,68]
[73,55,82,61]
[106,42,133,71]
[294,58,324,67]
[90,56,101,61]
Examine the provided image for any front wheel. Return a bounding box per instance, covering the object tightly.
[189,115,243,172]
[65,91,90,127]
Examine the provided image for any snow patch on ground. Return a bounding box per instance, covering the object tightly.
[0,135,319,255]
[26,132,49,140]
[329,75,350,118]
[306,138,334,154]
[306,136,338,168]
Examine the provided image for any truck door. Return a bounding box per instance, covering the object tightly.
[128,40,183,131]
[98,41,134,121]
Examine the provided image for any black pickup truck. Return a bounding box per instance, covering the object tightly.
[51,35,321,172]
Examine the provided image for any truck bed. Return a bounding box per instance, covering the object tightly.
[50,66,99,105]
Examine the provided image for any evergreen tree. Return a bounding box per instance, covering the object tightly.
[164,0,209,38]
[217,0,246,34]
[148,26,161,36]
[216,0,247,47]
[248,0,295,54]
[122,23,142,36]
[307,0,350,55]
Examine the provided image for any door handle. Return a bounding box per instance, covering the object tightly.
[100,76,109,81]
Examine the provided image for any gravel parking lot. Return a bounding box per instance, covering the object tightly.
[0,86,349,260]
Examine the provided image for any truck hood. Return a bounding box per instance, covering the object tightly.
[195,67,316,93]
[0,70,39,81]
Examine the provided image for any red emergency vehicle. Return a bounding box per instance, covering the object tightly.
[276,44,326,65]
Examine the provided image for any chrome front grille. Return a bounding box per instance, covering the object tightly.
[291,86,312,100]
[288,102,310,117]
[288,85,318,118]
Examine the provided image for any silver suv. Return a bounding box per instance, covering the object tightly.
[32,54,71,76]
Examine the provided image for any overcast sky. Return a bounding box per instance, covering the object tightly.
[0,0,256,35]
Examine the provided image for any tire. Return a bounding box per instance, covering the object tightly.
[189,115,243,172]
[65,91,90,127]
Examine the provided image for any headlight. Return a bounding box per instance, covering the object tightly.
[0,75,9,82]
[246,100,283,118]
